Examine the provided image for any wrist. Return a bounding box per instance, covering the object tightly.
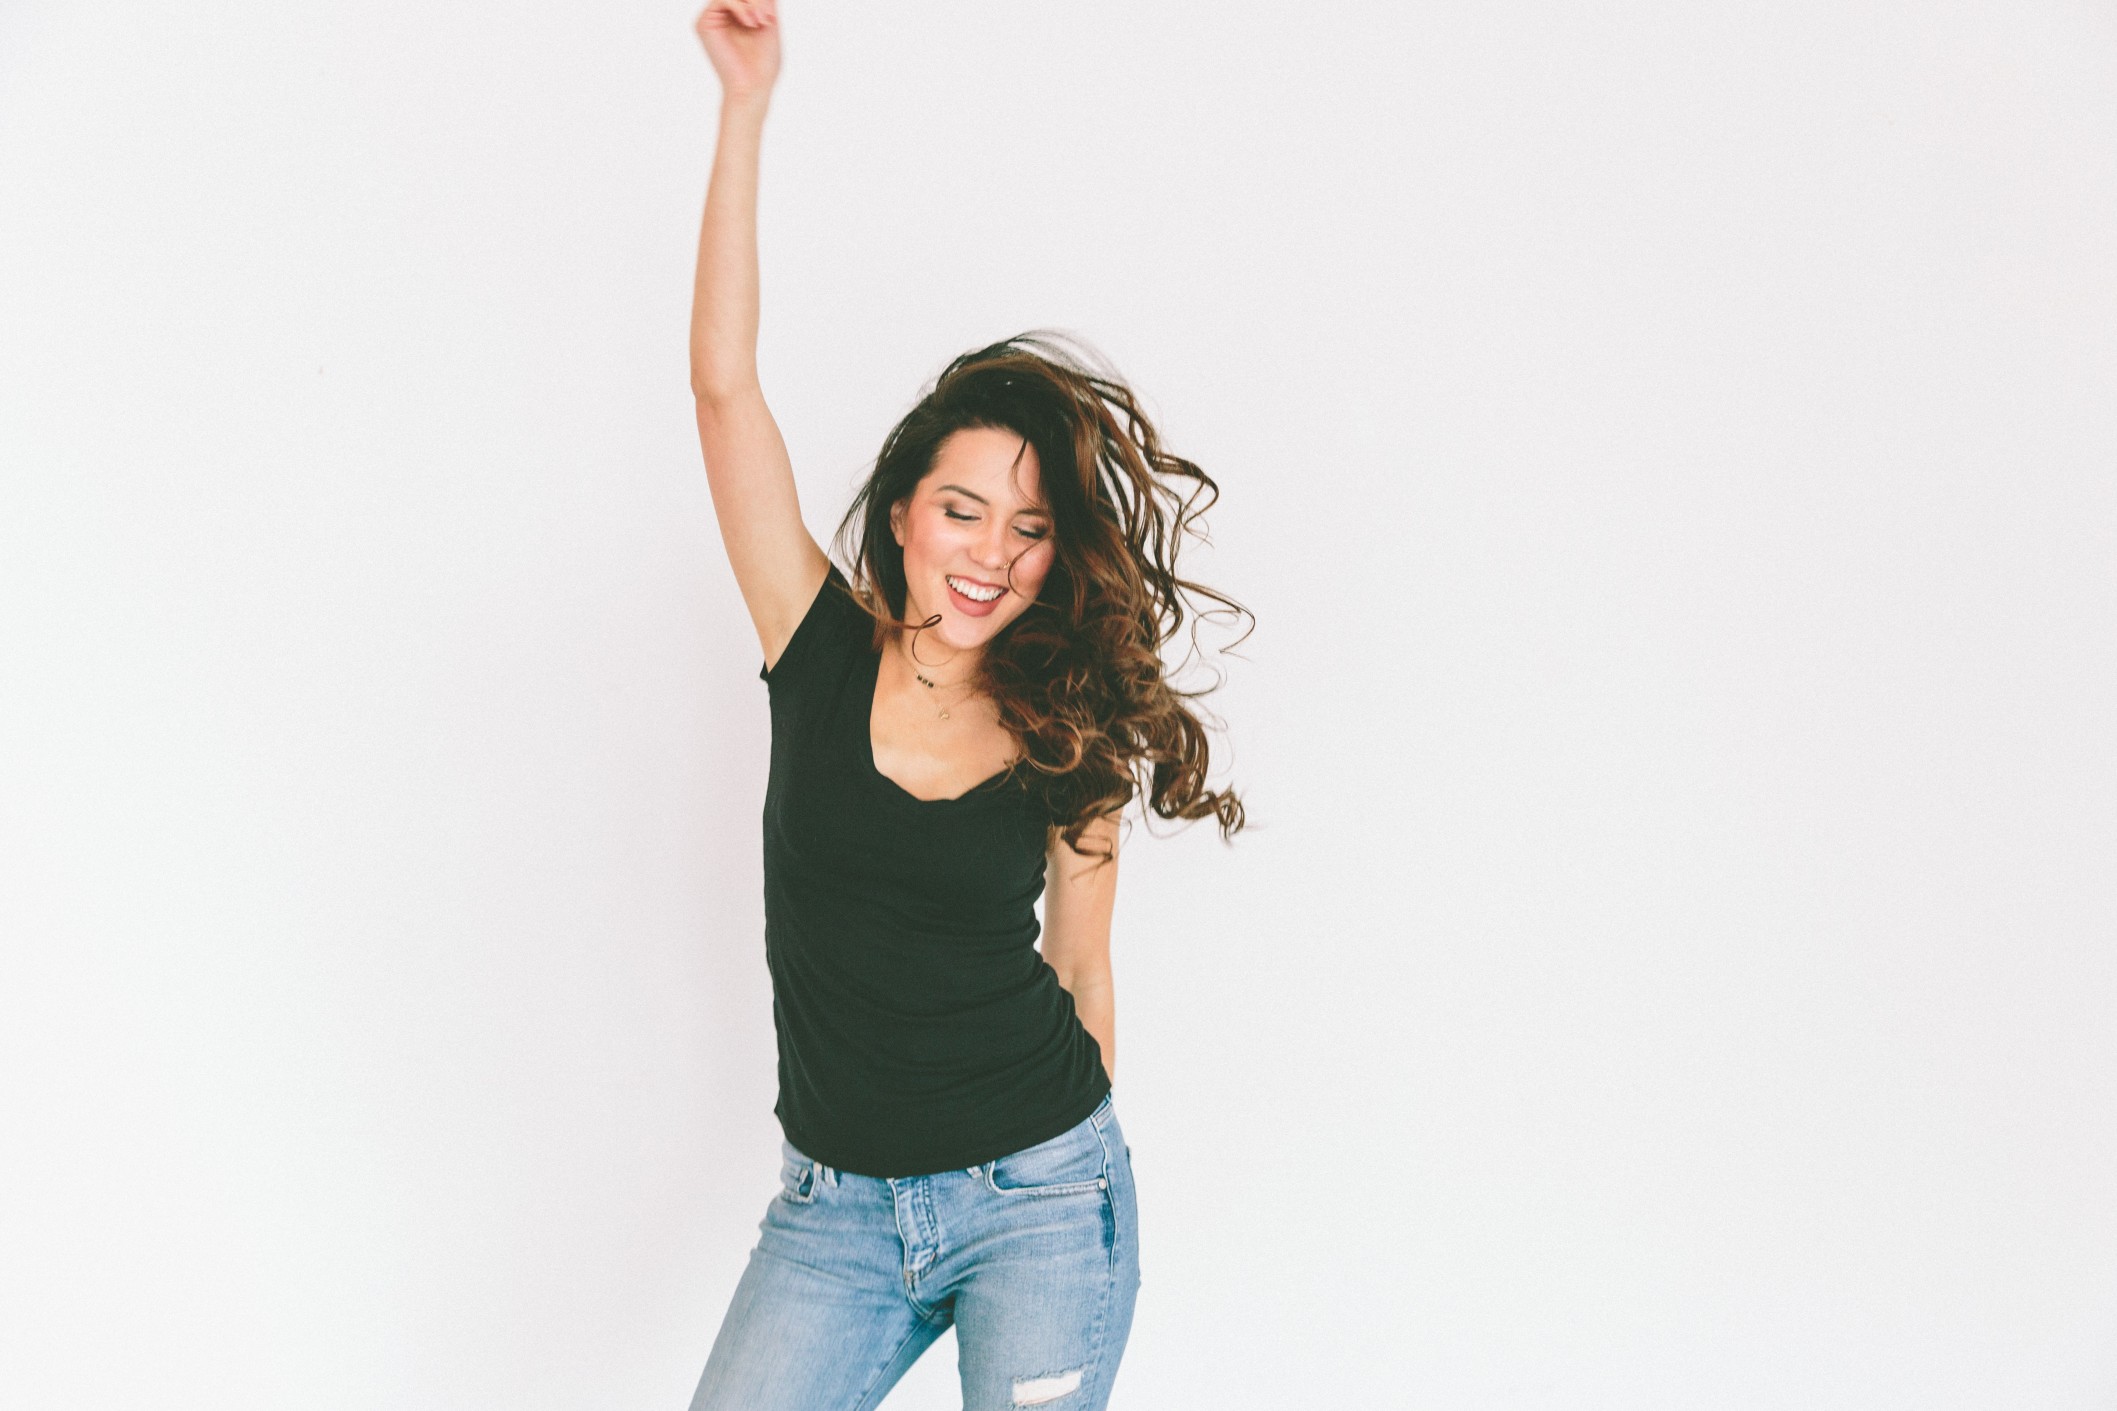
[720,89,772,121]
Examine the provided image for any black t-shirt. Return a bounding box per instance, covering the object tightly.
[754,561,1112,1177]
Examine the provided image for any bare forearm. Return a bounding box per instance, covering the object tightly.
[690,94,770,398]
[1058,970,1116,1087]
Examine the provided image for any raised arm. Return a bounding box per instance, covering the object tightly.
[689,0,828,673]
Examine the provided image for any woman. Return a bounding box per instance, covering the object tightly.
[685,5,1246,1408]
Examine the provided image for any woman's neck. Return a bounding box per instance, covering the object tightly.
[890,628,982,692]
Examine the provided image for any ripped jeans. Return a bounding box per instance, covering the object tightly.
[687,1092,1141,1411]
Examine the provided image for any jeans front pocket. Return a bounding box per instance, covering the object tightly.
[777,1142,820,1205]
[982,1117,1110,1197]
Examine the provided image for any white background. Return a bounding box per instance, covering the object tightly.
[3,1,2113,1407]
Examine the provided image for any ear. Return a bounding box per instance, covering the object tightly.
[889,499,907,547]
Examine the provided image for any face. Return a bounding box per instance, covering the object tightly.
[888,426,1057,654]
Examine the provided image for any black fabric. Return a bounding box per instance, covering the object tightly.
[753,562,1111,1177]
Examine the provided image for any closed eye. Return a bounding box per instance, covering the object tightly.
[946,506,1051,541]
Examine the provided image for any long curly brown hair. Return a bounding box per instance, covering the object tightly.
[829,330,1249,862]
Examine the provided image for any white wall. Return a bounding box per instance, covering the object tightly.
[3,2,2113,1407]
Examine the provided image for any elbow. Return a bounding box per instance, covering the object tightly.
[1049,958,1113,998]
[690,372,758,406]
[689,345,760,404]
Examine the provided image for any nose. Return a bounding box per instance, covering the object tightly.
[971,521,1011,572]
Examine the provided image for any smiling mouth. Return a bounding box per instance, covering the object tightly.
[945,574,1005,603]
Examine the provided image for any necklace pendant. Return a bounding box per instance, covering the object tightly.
[939,709,950,720]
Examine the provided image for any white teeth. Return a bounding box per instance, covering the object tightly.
[946,575,1003,602]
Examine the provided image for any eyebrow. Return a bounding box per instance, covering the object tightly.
[937,484,1051,516]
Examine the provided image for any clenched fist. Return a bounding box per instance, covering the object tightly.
[695,0,780,101]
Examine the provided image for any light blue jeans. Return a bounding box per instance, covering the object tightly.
[688,1093,1141,1411]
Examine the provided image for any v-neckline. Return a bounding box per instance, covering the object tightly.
[863,648,1013,806]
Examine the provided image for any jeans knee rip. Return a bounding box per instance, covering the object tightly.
[1011,1367,1084,1404]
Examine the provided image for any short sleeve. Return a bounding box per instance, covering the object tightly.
[759,561,866,690]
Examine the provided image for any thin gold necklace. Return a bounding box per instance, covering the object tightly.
[898,634,980,721]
